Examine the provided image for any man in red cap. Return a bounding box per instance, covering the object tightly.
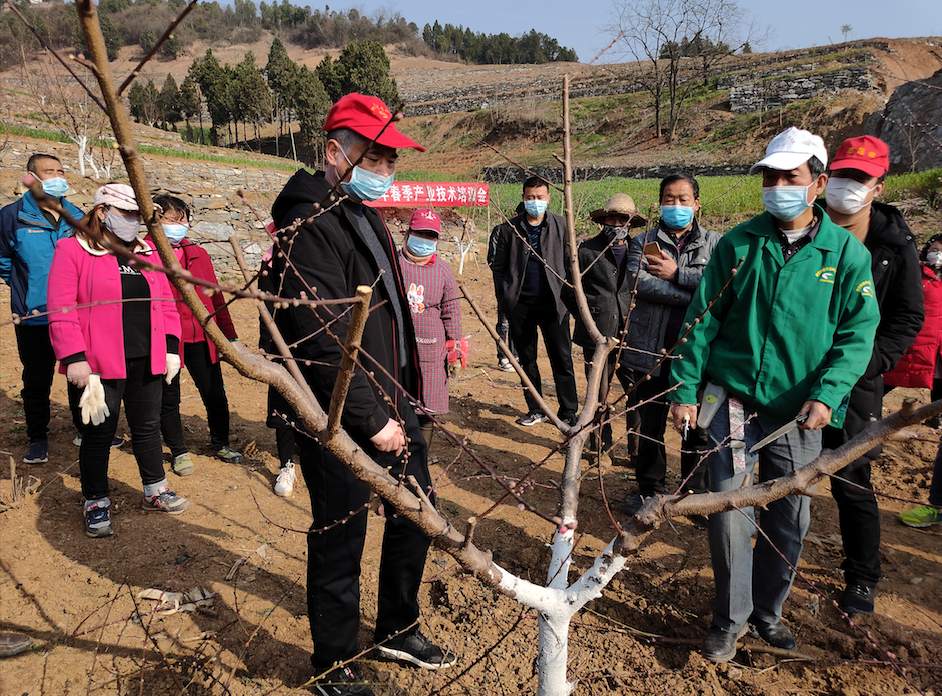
[823,134,924,615]
[268,93,455,695]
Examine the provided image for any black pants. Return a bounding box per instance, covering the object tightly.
[15,323,57,443]
[276,426,296,466]
[418,414,435,450]
[825,378,886,589]
[298,401,432,669]
[160,341,231,456]
[629,369,710,496]
[495,299,515,362]
[581,347,638,456]
[68,357,166,501]
[509,298,578,419]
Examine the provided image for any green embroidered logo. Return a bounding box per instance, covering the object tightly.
[815,266,836,284]
[855,280,874,297]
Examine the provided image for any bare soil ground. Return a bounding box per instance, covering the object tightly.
[1,262,941,694]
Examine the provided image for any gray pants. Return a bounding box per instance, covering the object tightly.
[706,398,821,633]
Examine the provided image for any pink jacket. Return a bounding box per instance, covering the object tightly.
[47,236,181,379]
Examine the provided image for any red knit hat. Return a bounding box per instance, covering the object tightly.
[323,93,426,152]
[830,135,890,177]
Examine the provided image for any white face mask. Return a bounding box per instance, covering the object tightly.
[826,177,874,215]
[104,208,141,242]
[927,250,942,268]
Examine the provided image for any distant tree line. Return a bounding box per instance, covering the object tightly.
[126,37,398,157]
[422,21,578,64]
[0,0,577,70]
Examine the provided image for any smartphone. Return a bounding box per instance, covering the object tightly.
[643,241,661,258]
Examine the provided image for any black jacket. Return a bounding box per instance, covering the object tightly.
[564,231,634,348]
[622,222,721,375]
[269,169,421,441]
[824,201,924,450]
[489,203,570,318]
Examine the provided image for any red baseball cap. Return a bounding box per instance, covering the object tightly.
[323,93,426,152]
[830,135,890,177]
[408,209,441,235]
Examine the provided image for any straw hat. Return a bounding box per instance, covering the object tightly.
[589,193,646,227]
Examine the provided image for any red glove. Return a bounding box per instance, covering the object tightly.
[446,337,469,371]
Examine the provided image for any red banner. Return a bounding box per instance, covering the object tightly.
[367,181,490,208]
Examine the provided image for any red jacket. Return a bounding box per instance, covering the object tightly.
[885,264,942,389]
[146,238,238,364]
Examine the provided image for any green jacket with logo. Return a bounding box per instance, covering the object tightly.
[669,206,880,427]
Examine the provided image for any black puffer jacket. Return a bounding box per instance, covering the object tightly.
[269,169,421,441]
[823,201,924,454]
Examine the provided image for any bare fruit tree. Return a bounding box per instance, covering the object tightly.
[5,2,935,694]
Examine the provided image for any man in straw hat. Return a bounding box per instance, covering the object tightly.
[565,192,646,463]
[669,128,879,662]
[269,93,456,695]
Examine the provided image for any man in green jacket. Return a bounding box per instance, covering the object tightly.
[668,127,880,662]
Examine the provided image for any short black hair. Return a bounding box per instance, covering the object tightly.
[659,173,700,201]
[921,233,942,261]
[522,175,550,193]
[807,155,825,178]
[153,194,190,221]
[27,153,61,173]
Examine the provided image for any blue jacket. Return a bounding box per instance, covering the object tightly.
[0,192,84,325]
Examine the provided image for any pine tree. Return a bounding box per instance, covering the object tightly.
[158,73,181,129]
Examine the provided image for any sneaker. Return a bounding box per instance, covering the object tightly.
[172,453,194,477]
[84,499,113,538]
[215,446,243,464]
[899,504,941,528]
[312,665,374,696]
[23,440,48,464]
[497,358,514,372]
[274,462,296,497]
[142,489,190,514]
[516,411,548,427]
[72,434,123,448]
[376,630,457,670]
[839,583,875,615]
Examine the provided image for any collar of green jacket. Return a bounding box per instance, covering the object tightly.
[669,204,880,428]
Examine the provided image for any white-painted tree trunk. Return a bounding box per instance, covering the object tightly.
[74,135,88,177]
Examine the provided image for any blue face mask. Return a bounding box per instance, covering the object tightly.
[339,148,394,202]
[162,223,188,244]
[660,205,694,230]
[524,199,548,218]
[41,177,69,198]
[406,234,437,257]
[762,184,813,222]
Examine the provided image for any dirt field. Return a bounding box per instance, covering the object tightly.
[1,263,941,695]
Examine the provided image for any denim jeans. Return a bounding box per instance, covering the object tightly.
[706,397,821,633]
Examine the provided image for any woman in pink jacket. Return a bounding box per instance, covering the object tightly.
[148,195,242,477]
[47,183,187,538]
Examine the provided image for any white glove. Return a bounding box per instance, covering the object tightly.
[165,353,181,385]
[79,374,109,426]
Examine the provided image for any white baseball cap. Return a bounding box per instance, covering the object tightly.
[94,183,139,211]
[750,127,828,174]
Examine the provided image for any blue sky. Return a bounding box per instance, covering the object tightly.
[321,0,942,63]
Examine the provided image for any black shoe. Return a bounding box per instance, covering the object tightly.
[623,493,644,515]
[702,626,744,663]
[839,583,875,615]
[749,620,796,650]
[559,413,578,427]
[516,411,548,427]
[23,439,48,464]
[312,665,374,696]
[376,630,457,670]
